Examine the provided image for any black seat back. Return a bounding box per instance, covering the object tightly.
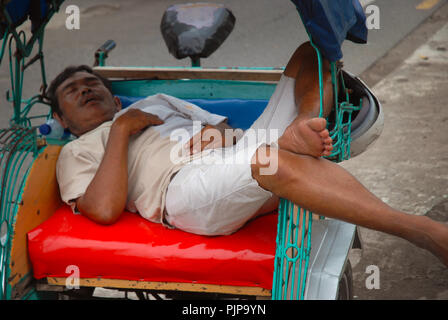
[160,3,235,64]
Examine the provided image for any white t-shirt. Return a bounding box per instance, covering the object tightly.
[56,93,227,224]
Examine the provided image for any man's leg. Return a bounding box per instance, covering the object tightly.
[251,43,448,265]
[277,42,334,157]
[251,147,448,266]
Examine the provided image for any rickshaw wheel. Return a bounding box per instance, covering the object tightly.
[57,287,95,300]
[337,260,353,300]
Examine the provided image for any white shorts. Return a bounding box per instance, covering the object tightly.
[165,74,297,235]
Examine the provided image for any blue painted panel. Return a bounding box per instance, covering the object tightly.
[117,95,268,130]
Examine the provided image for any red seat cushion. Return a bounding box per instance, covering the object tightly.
[27,206,277,289]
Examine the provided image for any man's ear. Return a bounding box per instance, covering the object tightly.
[53,112,68,129]
[113,96,122,112]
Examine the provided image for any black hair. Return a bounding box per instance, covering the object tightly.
[45,65,113,116]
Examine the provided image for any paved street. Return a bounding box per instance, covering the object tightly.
[343,5,448,299]
[0,0,447,300]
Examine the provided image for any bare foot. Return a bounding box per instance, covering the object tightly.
[278,117,333,157]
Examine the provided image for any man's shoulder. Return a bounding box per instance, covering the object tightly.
[79,121,113,139]
[60,121,112,158]
[71,122,112,145]
[58,138,84,164]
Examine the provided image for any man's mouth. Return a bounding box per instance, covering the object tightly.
[82,95,101,106]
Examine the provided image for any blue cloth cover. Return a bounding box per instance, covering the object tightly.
[117,95,268,131]
[1,0,31,27]
[1,0,49,35]
[291,0,368,62]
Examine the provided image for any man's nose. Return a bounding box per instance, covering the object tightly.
[80,86,92,95]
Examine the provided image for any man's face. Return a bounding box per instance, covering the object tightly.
[54,71,121,136]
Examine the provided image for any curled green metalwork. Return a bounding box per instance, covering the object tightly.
[0,127,39,300]
[272,199,313,300]
[1,1,63,127]
[0,5,63,298]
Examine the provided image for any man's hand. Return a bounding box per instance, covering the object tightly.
[184,122,242,155]
[113,109,164,137]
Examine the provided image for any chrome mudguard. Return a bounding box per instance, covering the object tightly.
[304,219,359,300]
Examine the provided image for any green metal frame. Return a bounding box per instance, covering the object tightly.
[0,1,63,299]
[0,127,40,300]
[110,78,277,100]
[0,0,63,127]
[271,13,362,299]
[272,199,313,300]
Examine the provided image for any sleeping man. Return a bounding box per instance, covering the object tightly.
[47,42,448,267]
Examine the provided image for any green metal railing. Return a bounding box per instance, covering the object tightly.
[271,11,361,300]
[0,1,64,299]
[0,1,64,127]
[272,199,313,300]
[0,127,40,300]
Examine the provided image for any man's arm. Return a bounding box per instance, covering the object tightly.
[75,109,163,225]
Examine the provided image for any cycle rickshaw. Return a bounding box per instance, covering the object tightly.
[0,0,383,300]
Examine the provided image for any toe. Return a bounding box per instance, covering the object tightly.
[307,118,327,132]
[323,144,333,152]
[323,145,333,156]
[324,137,333,145]
[320,130,330,139]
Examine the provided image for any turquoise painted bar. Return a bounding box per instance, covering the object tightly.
[110,79,277,100]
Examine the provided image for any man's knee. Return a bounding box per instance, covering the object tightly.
[284,42,316,77]
[250,146,299,191]
[292,42,315,60]
[284,41,334,79]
